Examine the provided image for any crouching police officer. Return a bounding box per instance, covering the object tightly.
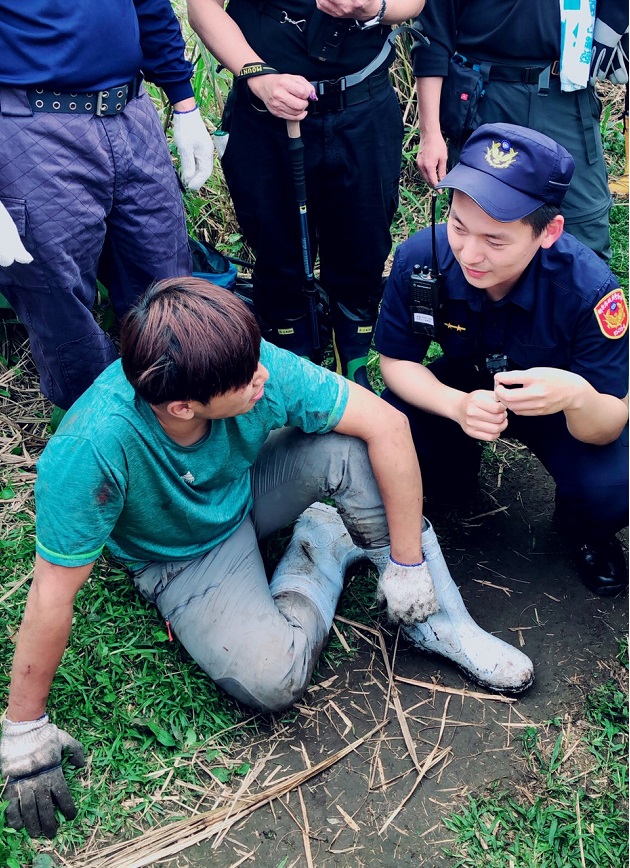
[375,123,629,596]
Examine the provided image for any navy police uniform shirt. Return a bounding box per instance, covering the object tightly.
[375,224,629,397]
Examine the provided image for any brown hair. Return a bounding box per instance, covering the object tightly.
[120,278,261,405]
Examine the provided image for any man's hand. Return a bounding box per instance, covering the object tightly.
[247,74,313,120]
[590,18,629,86]
[376,558,439,624]
[494,368,585,416]
[416,131,448,188]
[0,201,33,267]
[455,389,508,440]
[172,106,215,190]
[1,715,85,839]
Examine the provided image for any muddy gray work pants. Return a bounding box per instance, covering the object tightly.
[131,428,389,712]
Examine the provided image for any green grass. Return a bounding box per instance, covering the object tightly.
[442,651,629,867]
[0,512,260,864]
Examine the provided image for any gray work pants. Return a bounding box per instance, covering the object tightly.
[131,428,389,712]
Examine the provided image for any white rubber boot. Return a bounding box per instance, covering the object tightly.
[269,502,383,629]
[402,519,534,693]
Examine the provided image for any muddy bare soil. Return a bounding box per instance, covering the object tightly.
[155,446,627,868]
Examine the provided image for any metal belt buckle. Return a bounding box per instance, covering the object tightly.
[550,60,560,77]
[95,90,110,116]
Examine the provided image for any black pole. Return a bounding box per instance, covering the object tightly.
[286,119,320,350]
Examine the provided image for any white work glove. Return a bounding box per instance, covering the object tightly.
[0,201,33,267]
[172,107,215,190]
[590,20,629,86]
[376,557,439,625]
[1,714,85,839]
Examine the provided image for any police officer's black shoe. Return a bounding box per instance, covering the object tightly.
[574,536,628,597]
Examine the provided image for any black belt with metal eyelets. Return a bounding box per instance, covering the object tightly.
[26,75,142,117]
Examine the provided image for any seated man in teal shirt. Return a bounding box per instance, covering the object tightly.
[1,277,532,839]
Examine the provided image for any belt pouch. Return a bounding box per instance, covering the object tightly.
[439,55,486,142]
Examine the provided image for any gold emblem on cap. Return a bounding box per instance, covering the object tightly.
[485,141,518,170]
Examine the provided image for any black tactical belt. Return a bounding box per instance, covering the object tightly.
[307,67,390,114]
[462,57,560,85]
[27,76,142,116]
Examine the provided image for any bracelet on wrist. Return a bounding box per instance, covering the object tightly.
[238,62,279,83]
[355,0,386,30]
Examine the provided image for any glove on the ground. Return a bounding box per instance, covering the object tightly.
[376,558,439,625]
[0,201,33,267]
[172,107,215,190]
[1,715,85,839]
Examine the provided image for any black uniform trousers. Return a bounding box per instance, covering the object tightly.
[221,82,403,323]
[382,358,629,540]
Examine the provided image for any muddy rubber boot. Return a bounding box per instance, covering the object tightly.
[269,502,386,630]
[402,519,534,693]
[609,122,628,197]
[263,314,316,360]
[331,302,376,392]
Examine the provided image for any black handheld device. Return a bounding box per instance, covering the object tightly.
[409,192,443,338]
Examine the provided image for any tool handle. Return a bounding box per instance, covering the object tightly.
[286,120,301,139]
[286,120,307,204]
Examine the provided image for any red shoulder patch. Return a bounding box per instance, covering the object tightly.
[594,289,628,339]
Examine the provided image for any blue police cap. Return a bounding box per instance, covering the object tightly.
[437,123,575,222]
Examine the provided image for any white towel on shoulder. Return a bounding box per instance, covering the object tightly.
[559,0,596,91]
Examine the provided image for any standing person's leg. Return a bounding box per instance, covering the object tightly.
[510,413,629,595]
[99,91,192,319]
[0,90,118,409]
[315,84,404,387]
[221,92,319,356]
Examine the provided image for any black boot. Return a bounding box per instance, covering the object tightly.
[574,535,628,597]
[262,315,315,360]
[331,302,376,392]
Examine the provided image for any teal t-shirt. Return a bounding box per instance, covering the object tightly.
[35,341,349,568]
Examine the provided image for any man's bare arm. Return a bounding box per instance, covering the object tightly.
[187,0,313,119]
[415,76,448,186]
[333,381,423,564]
[7,555,94,722]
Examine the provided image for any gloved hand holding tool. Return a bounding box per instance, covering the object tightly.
[376,557,439,624]
[1,714,85,839]
[0,201,33,268]
[172,105,215,190]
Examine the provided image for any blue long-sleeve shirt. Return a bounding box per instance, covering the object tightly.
[0,0,194,103]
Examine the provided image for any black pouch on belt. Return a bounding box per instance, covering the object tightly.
[307,9,355,62]
[439,54,486,142]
